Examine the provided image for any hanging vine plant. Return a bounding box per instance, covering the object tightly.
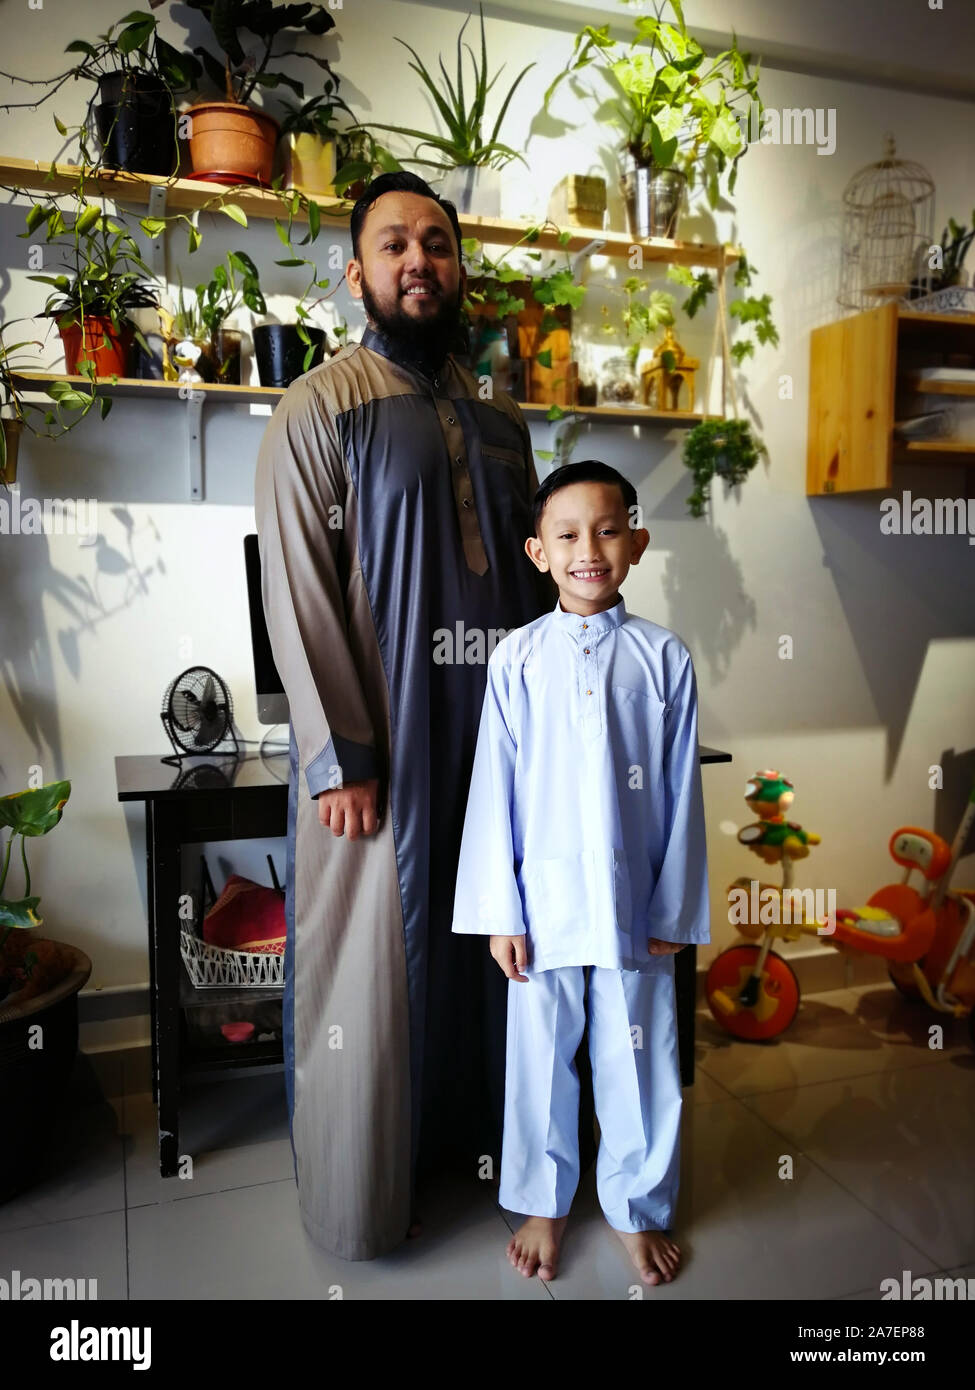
[682,417,765,517]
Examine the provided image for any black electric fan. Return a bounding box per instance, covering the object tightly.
[160,666,240,766]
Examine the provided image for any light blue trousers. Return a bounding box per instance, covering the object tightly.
[499,962,682,1232]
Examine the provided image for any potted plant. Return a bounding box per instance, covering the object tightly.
[24,193,158,377]
[278,76,362,197]
[0,8,201,176]
[916,209,975,298]
[332,125,402,199]
[184,0,337,184]
[353,2,535,216]
[461,223,588,403]
[1,320,108,487]
[682,417,765,517]
[543,0,762,239]
[0,780,93,1202]
[170,250,266,384]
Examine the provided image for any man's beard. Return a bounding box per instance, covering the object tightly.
[359,272,464,367]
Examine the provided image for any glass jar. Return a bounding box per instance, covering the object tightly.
[599,353,639,406]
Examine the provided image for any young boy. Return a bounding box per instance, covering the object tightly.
[451,460,710,1286]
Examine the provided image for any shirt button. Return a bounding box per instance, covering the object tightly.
[586,689,592,695]
[584,647,590,654]
[582,623,588,630]
[462,497,472,508]
[447,415,455,424]
[455,455,463,464]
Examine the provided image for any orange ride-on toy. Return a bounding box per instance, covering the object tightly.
[707,771,829,1040]
[828,778,975,1046]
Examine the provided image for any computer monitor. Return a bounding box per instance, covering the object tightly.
[244,533,289,725]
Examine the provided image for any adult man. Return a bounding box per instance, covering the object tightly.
[255,171,554,1260]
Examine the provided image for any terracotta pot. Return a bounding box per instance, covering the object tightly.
[2,418,23,486]
[287,132,336,196]
[187,101,279,183]
[59,317,134,377]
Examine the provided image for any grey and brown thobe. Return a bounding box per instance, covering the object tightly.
[255,324,553,1259]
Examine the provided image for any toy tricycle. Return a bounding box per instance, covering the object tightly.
[706,772,975,1044]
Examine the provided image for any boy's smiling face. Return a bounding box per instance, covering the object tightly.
[525,480,650,616]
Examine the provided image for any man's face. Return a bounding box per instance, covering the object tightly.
[346,190,466,360]
[525,481,649,615]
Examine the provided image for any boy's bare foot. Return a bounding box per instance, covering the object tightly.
[613,1228,680,1284]
[506,1215,568,1281]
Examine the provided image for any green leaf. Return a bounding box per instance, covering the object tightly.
[275,258,307,267]
[24,203,49,234]
[99,395,113,420]
[75,205,102,235]
[220,203,248,228]
[54,114,68,136]
[140,217,167,239]
[536,348,552,369]
[187,224,202,254]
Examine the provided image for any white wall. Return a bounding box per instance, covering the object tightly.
[1,1,974,1043]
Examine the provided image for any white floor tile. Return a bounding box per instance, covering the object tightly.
[0,1209,127,1298]
[743,1062,975,1270]
[127,1172,551,1300]
[122,1073,297,1208]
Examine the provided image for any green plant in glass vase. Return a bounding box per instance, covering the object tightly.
[172,250,266,382]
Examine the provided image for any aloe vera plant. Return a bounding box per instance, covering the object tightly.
[355,2,535,173]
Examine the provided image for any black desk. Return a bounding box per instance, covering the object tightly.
[116,744,731,1177]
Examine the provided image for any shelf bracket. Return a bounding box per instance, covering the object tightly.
[571,238,606,278]
[147,183,168,280]
[184,388,205,501]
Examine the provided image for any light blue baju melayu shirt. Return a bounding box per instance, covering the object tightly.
[451,597,710,972]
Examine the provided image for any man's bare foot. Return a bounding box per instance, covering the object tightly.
[506,1216,568,1281]
[613,1228,680,1285]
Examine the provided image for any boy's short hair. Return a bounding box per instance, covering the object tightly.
[532,461,638,534]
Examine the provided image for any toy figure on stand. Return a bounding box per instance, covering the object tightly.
[706,771,826,1039]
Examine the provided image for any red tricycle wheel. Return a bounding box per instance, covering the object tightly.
[706,945,800,1040]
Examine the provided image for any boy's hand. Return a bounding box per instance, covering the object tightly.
[490,934,529,982]
[648,938,686,955]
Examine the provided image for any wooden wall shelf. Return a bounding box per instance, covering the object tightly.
[807,301,975,494]
[0,155,739,270]
[11,371,716,425]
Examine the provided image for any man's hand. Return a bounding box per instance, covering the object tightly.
[490,934,529,982]
[648,939,686,955]
[317,778,380,839]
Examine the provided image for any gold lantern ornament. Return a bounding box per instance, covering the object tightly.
[641,325,699,412]
[838,133,934,311]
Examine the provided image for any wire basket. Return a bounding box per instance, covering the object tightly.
[179,851,285,989]
[179,929,284,989]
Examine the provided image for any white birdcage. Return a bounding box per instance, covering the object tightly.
[838,133,935,311]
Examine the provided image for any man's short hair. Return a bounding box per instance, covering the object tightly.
[532,461,639,534]
[350,171,464,266]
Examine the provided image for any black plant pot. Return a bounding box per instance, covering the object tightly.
[0,946,91,1203]
[95,73,175,176]
[254,324,326,388]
